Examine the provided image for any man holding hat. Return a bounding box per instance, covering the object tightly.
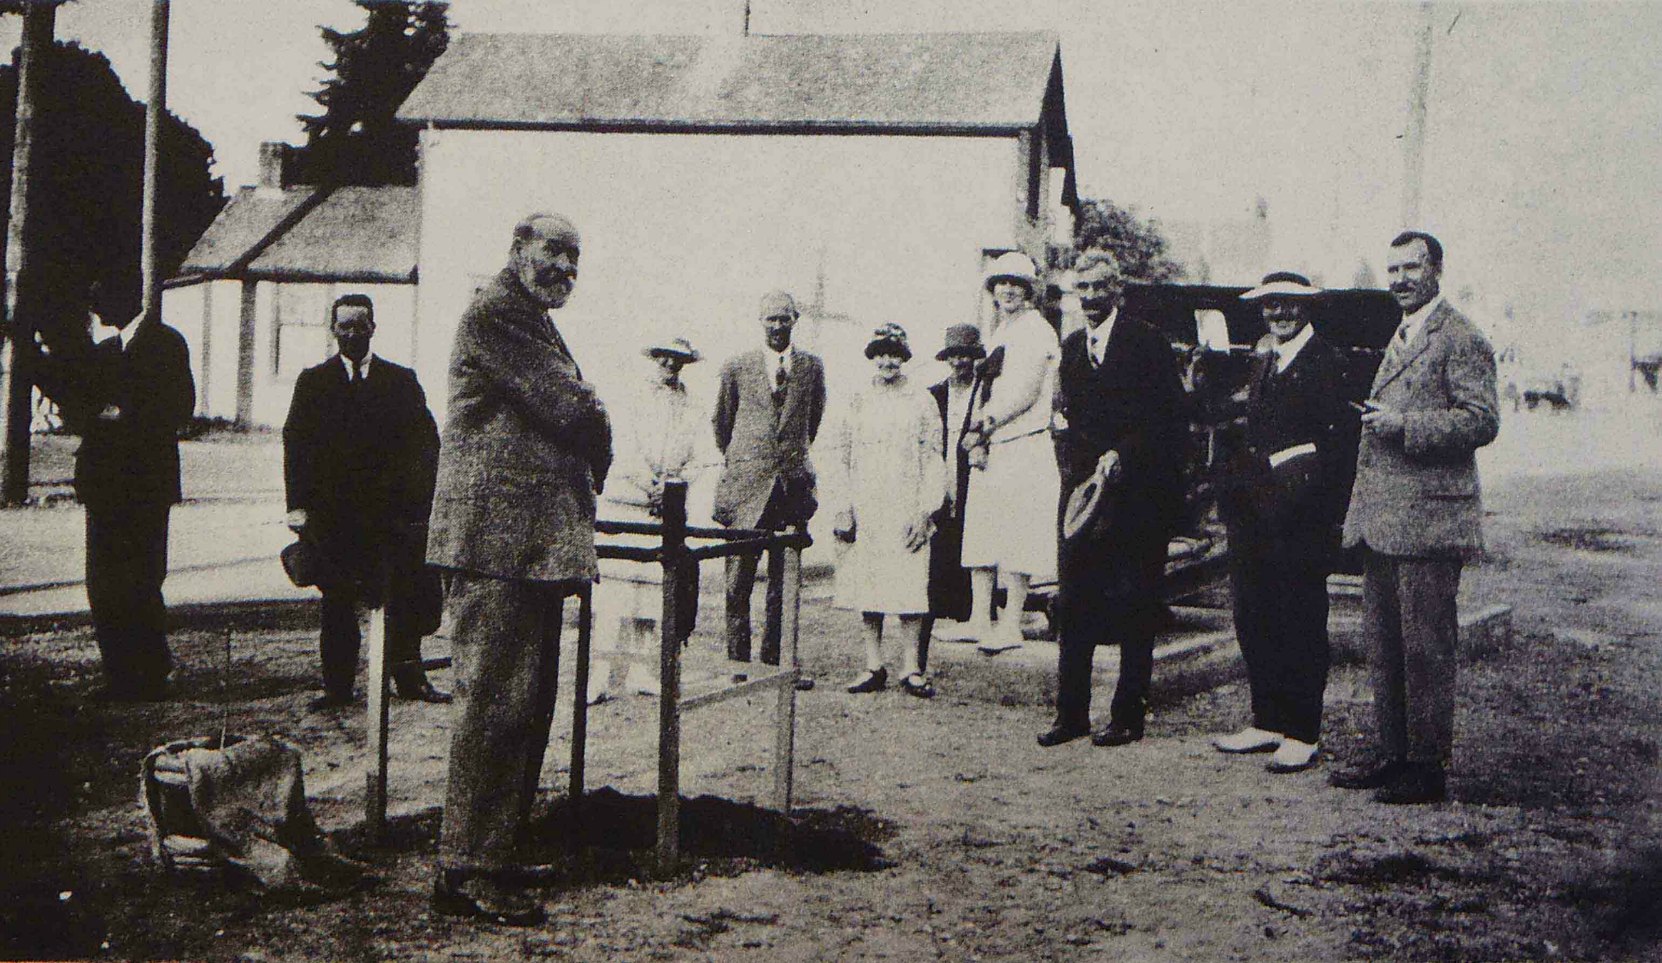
[1039,250,1187,748]
[1212,272,1353,773]
[713,291,827,678]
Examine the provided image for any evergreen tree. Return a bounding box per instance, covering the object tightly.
[0,40,226,348]
[292,1,450,186]
[1054,198,1185,283]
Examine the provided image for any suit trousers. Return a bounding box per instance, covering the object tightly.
[1054,551,1162,729]
[1361,548,1462,765]
[438,572,572,873]
[724,485,788,664]
[1228,527,1331,745]
[85,502,172,688]
[317,584,425,699]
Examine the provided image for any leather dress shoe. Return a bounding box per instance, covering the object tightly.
[1373,763,1447,804]
[1328,756,1407,790]
[1036,722,1090,747]
[309,691,354,711]
[846,666,888,693]
[793,676,816,691]
[394,679,453,704]
[432,871,544,926]
[1091,720,1144,747]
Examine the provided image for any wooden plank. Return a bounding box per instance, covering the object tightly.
[568,586,592,845]
[679,669,796,711]
[655,482,687,869]
[773,525,803,814]
[363,601,389,840]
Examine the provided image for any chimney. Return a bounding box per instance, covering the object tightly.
[257,141,294,189]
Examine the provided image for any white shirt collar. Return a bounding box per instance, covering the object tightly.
[340,352,375,378]
[1273,323,1315,373]
[1086,308,1118,361]
[771,345,794,370]
[1398,295,1444,345]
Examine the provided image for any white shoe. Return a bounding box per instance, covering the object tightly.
[933,620,976,642]
[1212,727,1282,754]
[1267,738,1320,773]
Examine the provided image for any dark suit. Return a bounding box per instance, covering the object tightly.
[712,347,826,663]
[925,379,974,622]
[41,322,194,691]
[1342,300,1498,765]
[1219,333,1352,745]
[283,354,440,699]
[1053,318,1186,731]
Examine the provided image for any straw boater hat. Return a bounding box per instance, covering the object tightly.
[982,252,1039,292]
[865,323,912,361]
[1240,271,1321,301]
[936,323,986,361]
[643,336,701,363]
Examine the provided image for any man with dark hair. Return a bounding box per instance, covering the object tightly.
[1039,250,1187,748]
[1331,231,1499,804]
[712,290,826,681]
[1212,272,1352,774]
[35,297,194,701]
[426,213,611,924]
[283,293,447,709]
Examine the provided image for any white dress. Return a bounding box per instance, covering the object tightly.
[830,374,946,614]
[959,308,1061,580]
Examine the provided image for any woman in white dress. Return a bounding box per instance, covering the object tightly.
[589,336,708,704]
[959,252,1062,655]
[830,324,947,697]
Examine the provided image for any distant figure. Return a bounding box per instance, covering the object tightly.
[34,297,194,702]
[922,323,985,649]
[712,290,825,686]
[426,213,612,924]
[283,293,448,710]
[588,335,707,704]
[1331,231,1499,805]
[958,252,1061,656]
[829,324,945,697]
[1038,251,1186,749]
[1212,273,1351,774]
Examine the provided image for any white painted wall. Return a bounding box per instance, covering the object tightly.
[414,128,1024,424]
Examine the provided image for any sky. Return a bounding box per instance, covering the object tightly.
[4,0,1660,346]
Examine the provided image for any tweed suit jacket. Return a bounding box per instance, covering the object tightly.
[712,347,826,529]
[40,322,196,510]
[426,268,613,583]
[1342,300,1499,558]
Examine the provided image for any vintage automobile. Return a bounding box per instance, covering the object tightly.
[1021,282,1401,630]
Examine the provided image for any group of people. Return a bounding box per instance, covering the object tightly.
[36,210,1498,926]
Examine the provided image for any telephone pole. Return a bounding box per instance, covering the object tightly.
[1401,1,1435,228]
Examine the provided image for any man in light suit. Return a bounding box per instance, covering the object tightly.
[427,213,612,924]
[283,294,447,710]
[1331,231,1499,804]
[712,291,826,680]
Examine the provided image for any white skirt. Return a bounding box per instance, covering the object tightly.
[959,431,1060,581]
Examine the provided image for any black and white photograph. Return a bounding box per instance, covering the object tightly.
[1,0,1660,958]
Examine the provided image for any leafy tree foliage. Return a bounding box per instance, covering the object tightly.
[291,1,450,186]
[1054,197,1185,283]
[0,40,226,348]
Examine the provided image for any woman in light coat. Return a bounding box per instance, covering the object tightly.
[830,324,947,697]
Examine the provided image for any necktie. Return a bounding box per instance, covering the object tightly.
[1088,335,1101,367]
[350,360,362,385]
[774,357,788,406]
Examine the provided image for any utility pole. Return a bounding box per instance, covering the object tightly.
[0,2,58,506]
[140,0,170,324]
[1400,1,1435,228]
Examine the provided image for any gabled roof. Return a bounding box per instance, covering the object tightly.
[246,186,419,283]
[170,186,418,286]
[398,31,1063,133]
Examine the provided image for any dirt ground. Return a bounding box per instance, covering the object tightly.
[4,402,1662,962]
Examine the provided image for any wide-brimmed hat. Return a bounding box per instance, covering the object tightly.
[865,322,911,361]
[643,336,701,363]
[936,323,986,361]
[1240,271,1322,301]
[983,252,1039,291]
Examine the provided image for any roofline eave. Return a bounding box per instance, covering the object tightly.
[398,116,1042,137]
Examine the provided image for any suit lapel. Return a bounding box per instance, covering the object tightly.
[777,351,808,433]
[1371,304,1446,396]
